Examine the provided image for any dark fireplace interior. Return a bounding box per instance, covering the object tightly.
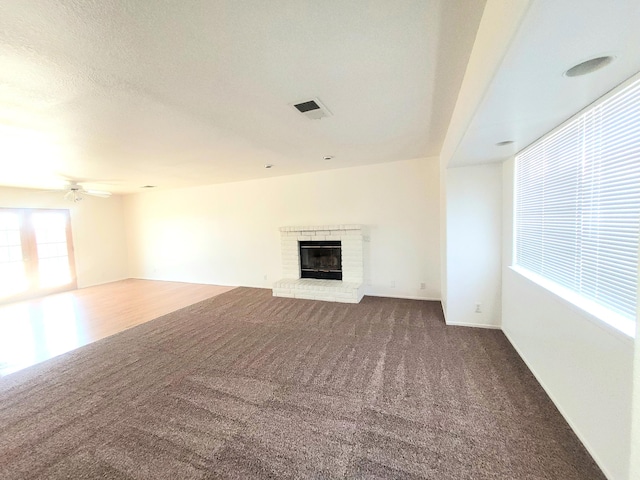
[299,240,342,280]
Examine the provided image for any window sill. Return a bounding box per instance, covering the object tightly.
[509,266,636,339]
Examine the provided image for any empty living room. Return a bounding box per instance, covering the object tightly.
[1,0,639,479]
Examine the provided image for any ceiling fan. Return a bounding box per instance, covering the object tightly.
[61,181,112,203]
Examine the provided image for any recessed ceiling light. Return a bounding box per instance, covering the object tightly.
[496,140,514,146]
[565,56,614,77]
[323,155,334,161]
[264,164,274,169]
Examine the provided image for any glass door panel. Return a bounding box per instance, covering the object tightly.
[0,211,28,300]
[32,212,73,289]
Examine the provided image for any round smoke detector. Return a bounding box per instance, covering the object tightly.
[565,56,614,77]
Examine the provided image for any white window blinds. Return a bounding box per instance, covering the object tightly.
[515,75,640,333]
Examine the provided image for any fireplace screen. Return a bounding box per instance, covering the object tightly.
[299,241,342,280]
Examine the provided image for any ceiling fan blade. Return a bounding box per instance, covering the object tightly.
[84,190,112,198]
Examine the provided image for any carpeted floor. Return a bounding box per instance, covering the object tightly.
[0,287,604,479]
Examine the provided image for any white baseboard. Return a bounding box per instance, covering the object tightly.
[445,321,501,329]
[502,328,615,480]
[78,276,129,289]
[364,293,441,301]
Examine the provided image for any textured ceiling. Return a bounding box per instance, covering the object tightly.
[0,0,485,193]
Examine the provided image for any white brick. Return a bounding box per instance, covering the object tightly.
[342,260,363,268]
[342,257,363,264]
[315,295,336,302]
[334,291,357,299]
[343,276,362,283]
[341,239,362,246]
[295,292,316,300]
[274,292,295,298]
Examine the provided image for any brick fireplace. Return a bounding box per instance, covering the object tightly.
[272,224,364,303]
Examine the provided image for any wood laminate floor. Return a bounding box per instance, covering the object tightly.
[0,279,235,376]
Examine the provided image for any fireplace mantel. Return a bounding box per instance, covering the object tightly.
[272,224,364,303]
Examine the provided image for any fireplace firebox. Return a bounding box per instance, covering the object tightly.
[299,241,342,280]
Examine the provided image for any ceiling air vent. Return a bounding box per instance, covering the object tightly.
[292,98,332,120]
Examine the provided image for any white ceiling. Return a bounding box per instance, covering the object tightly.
[0,0,485,194]
[449,0,640,167]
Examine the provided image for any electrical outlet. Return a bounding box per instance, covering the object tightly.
[475,303,482,313]
[264,274,268,281]
[390,280,396,288]
[420,282,426,290]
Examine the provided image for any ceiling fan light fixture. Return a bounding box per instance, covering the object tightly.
[59,181,112,202]
[64,190,83,203]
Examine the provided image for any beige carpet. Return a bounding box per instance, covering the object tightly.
[0,287,604,479]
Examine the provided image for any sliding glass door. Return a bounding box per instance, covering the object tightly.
[0,208,76,303]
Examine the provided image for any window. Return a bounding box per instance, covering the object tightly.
[514,74,640,337]
[0,208,76,302]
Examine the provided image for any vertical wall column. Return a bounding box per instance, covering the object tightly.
[444,163,503,328]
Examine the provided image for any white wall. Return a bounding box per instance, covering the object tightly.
[630,326,640,480]
[439,155,448,316]
[444,163,502,327]
[123,157,441,300]
[630,271,640,480]
[502,158,635,480]
[0,187,129,288]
